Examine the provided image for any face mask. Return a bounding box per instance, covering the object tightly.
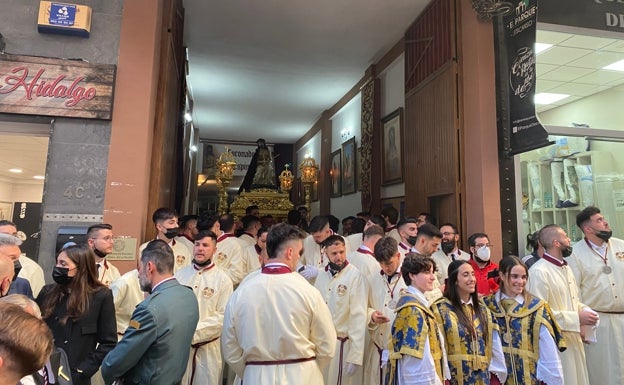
[406,236,417,247]
[476,246,491,262]
[327,261,346,275]
[441,240,455,255]
[561,245,573,258]
[164,227,179,240]
[52,267,74,285]
[595,230,612,242]
[192,258,211,267]
[13,260,22,282]
[93,247,108,258]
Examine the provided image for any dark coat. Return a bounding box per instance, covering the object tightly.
[37,285,117,385]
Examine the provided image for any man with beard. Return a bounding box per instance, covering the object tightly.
[527,224,596,385]
[314,235,367,385]
[86,224,120,288]
[102,245,199,385]
[139,208,191,274]
[431,223,470,285]
[300,216,346,284]
[408,224,443,302]
[175,230,233,385]
[568,206,624,385]
[467,232,499,296]
[397,217,418,259]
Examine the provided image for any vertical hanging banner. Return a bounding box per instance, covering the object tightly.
[500,0,551,156]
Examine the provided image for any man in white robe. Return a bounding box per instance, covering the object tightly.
[568,206,624,385]
[139,207,192,274]
[381,206,401,244]
[176,230,233,385]
[364,237,408,385]
[241,227,266,276]
[527,224,597,385]
[222,223,336,385]
[215,214,245,286]
[397,217,418,260]
[300,216,348,284]
[430,222,470,285]
[348,225,384,280]
[315,235,367,385]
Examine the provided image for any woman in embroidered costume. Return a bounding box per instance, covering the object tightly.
[483,256,566,385]
[387,254,450,385]
[432,260,507,385]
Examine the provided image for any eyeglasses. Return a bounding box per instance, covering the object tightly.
[442,232,456,236]
[92,236,114,242]
[475,243,492,248]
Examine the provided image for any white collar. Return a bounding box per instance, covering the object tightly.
[406,285,429,307]
[498,291,525,305]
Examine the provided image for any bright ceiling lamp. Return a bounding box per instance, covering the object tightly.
[8,168,23,173]
[534,93,570,105]
[603,59,624,72]
[535,43,553,55]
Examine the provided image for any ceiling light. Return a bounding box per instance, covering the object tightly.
[184,112,192,122]
[8,168,22,173]
[603,59,624,72]
[534,93,570,105]
[190,145,198,152]
[535,43,553,55]
[33,175,45,180]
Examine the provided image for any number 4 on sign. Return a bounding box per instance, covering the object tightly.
[64,185,85,199]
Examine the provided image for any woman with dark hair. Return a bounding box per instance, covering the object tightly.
[483,256,565,385]
[37,244,117,385]
[522,231,543,268]
[432,260,507,385]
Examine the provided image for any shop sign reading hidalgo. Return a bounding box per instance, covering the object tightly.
[0,54,116,120]
[499,0,550,155]
[539,0,624,32]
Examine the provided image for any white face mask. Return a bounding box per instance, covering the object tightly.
[476,246,491,261]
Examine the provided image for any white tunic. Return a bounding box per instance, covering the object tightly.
[348,246,381,280]
[430,248,470,285]
[301,233,351,284]
[110,269,143,336]
[387,228,401,244]
[139,238,192,274]
[526,257,590,385]
[176,263,233,385]
[97,259,121,288]
[364,270,408,385]
[238,233,256,247]
[18,254,45,297]
[242,244,262,278]
[345,233,363,253]
[215,234,245,286]
[175,235,196,256]
[569,237,624,385]
[222,265,337,385]
[315,263,368,385]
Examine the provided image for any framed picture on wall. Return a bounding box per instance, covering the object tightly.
[341,137,357,195]
[330,149,342,197]
[381,107,404,185]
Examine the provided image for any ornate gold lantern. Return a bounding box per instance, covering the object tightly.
[299,156,318,214]
[216,146,236,214]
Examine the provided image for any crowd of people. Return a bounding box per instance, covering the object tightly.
[0,203,621,385]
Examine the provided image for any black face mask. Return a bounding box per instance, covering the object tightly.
[441,240,455,255]
[164,227,179,240]
[406,236,417,247]
[193,258,211,267]
[13,260,22,282]
[596,230,612,242]
[561,245,573,258]
[327,261,347,276]
[93,247,108,259]
[52,267,74,285]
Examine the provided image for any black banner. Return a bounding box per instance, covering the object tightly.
[498,0,551,156]
[539,0,624,33]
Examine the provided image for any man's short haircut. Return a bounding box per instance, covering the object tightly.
[141,246,174,274]
[143,239,171,254]
[327,215,340,233]
[195,230,217,243]
[439,222,459,234]
[416,223,442,241]
[152,207,178,224]
[363,224,385,239]
[308,216,329,233]
[368,215,386,229]
[0,232,22,247]
[374,236,398,263]
[197,211,220,231]
[342,216,355,224]
[257,227,268,237]
[245,205,260,215]
[287,209,302,225]
[401,253,436,286]
[86,223,113,238]
[468,232,489,247]
[0,294,42,318]
[0,302,54,378]
[576,206,601,229]
[323,234,345,248]
[539,224,563,250]
[418,212,437,226]
[397,217,418,230]
[0,220,16,228]
[219,214,236,233]
[179,215,199,230]
[242,215,261,231]
[381,206,399,224]
[266,223,306,259]
[351,218,366,234]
